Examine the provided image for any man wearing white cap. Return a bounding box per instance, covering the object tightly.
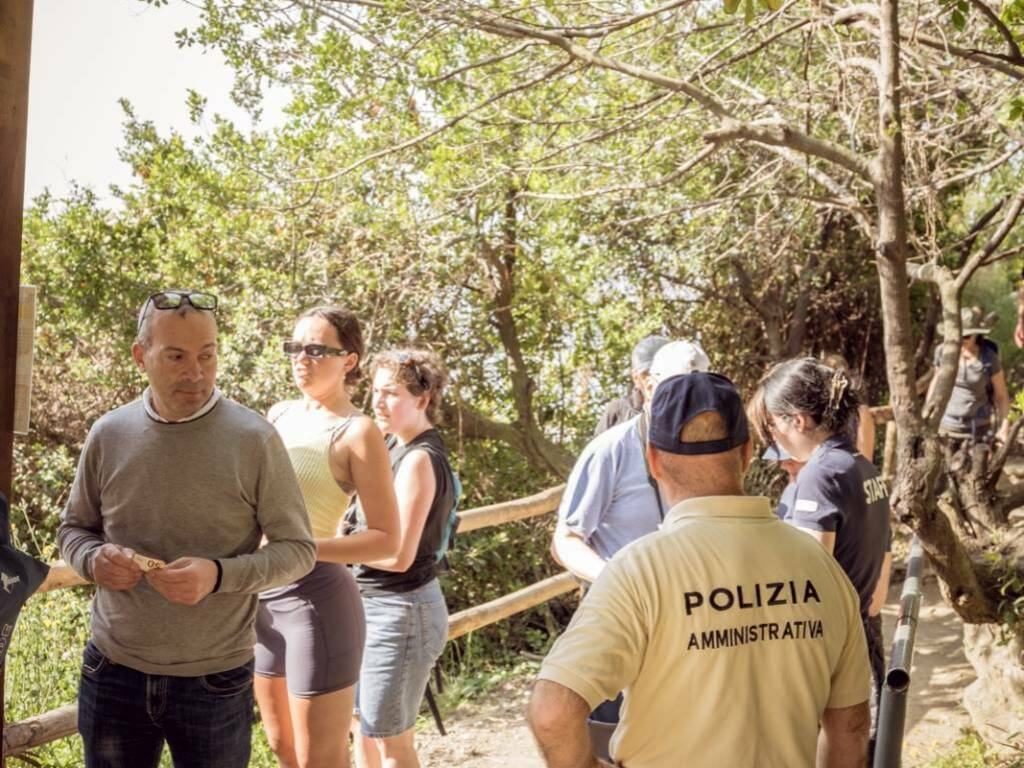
[593,336,668,435]
[552,339,711,583]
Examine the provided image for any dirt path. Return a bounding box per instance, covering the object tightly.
[419,575,973,767]
[888,576,975,766]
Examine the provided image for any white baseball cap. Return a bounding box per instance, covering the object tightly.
[648,340,711,384]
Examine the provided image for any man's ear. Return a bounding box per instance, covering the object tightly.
[631,370,649,399]
[131,343,147,373]
[646,444,664,480]
[739,437,753,475]
[640,374,658,404]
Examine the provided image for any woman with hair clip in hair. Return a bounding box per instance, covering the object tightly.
[820,351,876,460]
[750,357,892,760]
[256,306,400,768]
[347,348,455,768]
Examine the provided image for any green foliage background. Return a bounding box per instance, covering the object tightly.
[6,0,1023,762]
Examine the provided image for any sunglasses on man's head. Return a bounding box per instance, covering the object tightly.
[283,341,349,359]
[138,291,218,332]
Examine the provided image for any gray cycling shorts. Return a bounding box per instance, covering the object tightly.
[255,562,365,699]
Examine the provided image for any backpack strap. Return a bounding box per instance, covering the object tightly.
[636,411,667,522]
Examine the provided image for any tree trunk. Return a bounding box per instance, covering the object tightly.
[962,623,1024,752]
[469,187,575,478]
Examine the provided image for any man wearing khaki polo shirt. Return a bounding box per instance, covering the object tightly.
[528,372,871,768]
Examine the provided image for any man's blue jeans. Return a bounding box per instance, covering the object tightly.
[77,641,255,768]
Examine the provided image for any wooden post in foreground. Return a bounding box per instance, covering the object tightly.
[0,3,35,765]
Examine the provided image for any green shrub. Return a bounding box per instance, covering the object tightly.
[922,731,1024,768]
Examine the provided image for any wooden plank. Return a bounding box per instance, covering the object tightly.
[870,404,894,425]
[0,4,36,764]
[32,485,570,596]
[882,420,898,482]
[447,571,579,640]
[457,484,565,533]
[35,563,88,595]
[2,704,76,758]
[0,0,33,499]
[14,285,36,435]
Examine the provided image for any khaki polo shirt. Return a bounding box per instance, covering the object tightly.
[538,496,870,768]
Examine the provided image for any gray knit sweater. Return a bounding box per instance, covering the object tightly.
[58,397,315,676]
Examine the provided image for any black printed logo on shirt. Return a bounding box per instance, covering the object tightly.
[683,579,821,616]
[687,619,824,650]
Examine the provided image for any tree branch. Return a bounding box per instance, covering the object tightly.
[832,4,1024,80]
[956,188,1024,292]
[964,0,1023,63]
[289,57,574,184]
[450,2,875,186]
[989,417,1024,483]
[705,119,874,183]
[517,143,719,200]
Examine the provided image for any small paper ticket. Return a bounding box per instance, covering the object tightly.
[132,553,166,572]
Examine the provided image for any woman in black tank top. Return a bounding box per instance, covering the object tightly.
[351,348,453,768]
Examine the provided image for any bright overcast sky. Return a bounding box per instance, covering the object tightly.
[25,0,285,206]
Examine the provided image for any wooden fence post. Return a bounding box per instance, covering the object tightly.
[0,3,35,765]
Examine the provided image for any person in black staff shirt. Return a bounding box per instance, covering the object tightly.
[750,357,892,760]
[594,336,669,435]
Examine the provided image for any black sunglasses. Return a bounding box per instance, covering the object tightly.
[398,352,430,390]
[283,341,349,359]
[138,291,218,332]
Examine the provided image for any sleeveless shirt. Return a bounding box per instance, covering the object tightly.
[270,400,357,539]
[349,428,454,596]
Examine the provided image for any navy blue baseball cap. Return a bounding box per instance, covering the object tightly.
[649,372,750,455]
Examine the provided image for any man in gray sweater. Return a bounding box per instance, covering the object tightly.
[58,290,316,768]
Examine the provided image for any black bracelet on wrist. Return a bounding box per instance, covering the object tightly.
[212,559,223,593]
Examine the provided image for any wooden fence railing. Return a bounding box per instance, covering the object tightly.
[5,405,907,757]
[3,484,572,759]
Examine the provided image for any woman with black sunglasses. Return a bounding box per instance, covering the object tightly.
[255,306,400,768]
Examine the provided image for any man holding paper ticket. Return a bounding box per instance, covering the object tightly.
[58,290,316,768]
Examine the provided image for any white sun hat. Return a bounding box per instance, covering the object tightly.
[648,340,711,384]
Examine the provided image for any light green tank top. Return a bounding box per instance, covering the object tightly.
[270,400,358,539]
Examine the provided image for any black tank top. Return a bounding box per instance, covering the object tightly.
[349,428,454,596]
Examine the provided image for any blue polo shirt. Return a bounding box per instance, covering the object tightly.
[558,416,662,561]
[776,434,890,619]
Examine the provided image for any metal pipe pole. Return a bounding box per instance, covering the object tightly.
[0,3,35,765]
[873,536,925,768]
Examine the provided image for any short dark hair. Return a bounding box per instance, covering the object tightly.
[298,306,365,385]
[750,357,860,444]
[371,348,448,425]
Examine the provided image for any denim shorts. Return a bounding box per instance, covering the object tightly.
[356,579,448,738]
